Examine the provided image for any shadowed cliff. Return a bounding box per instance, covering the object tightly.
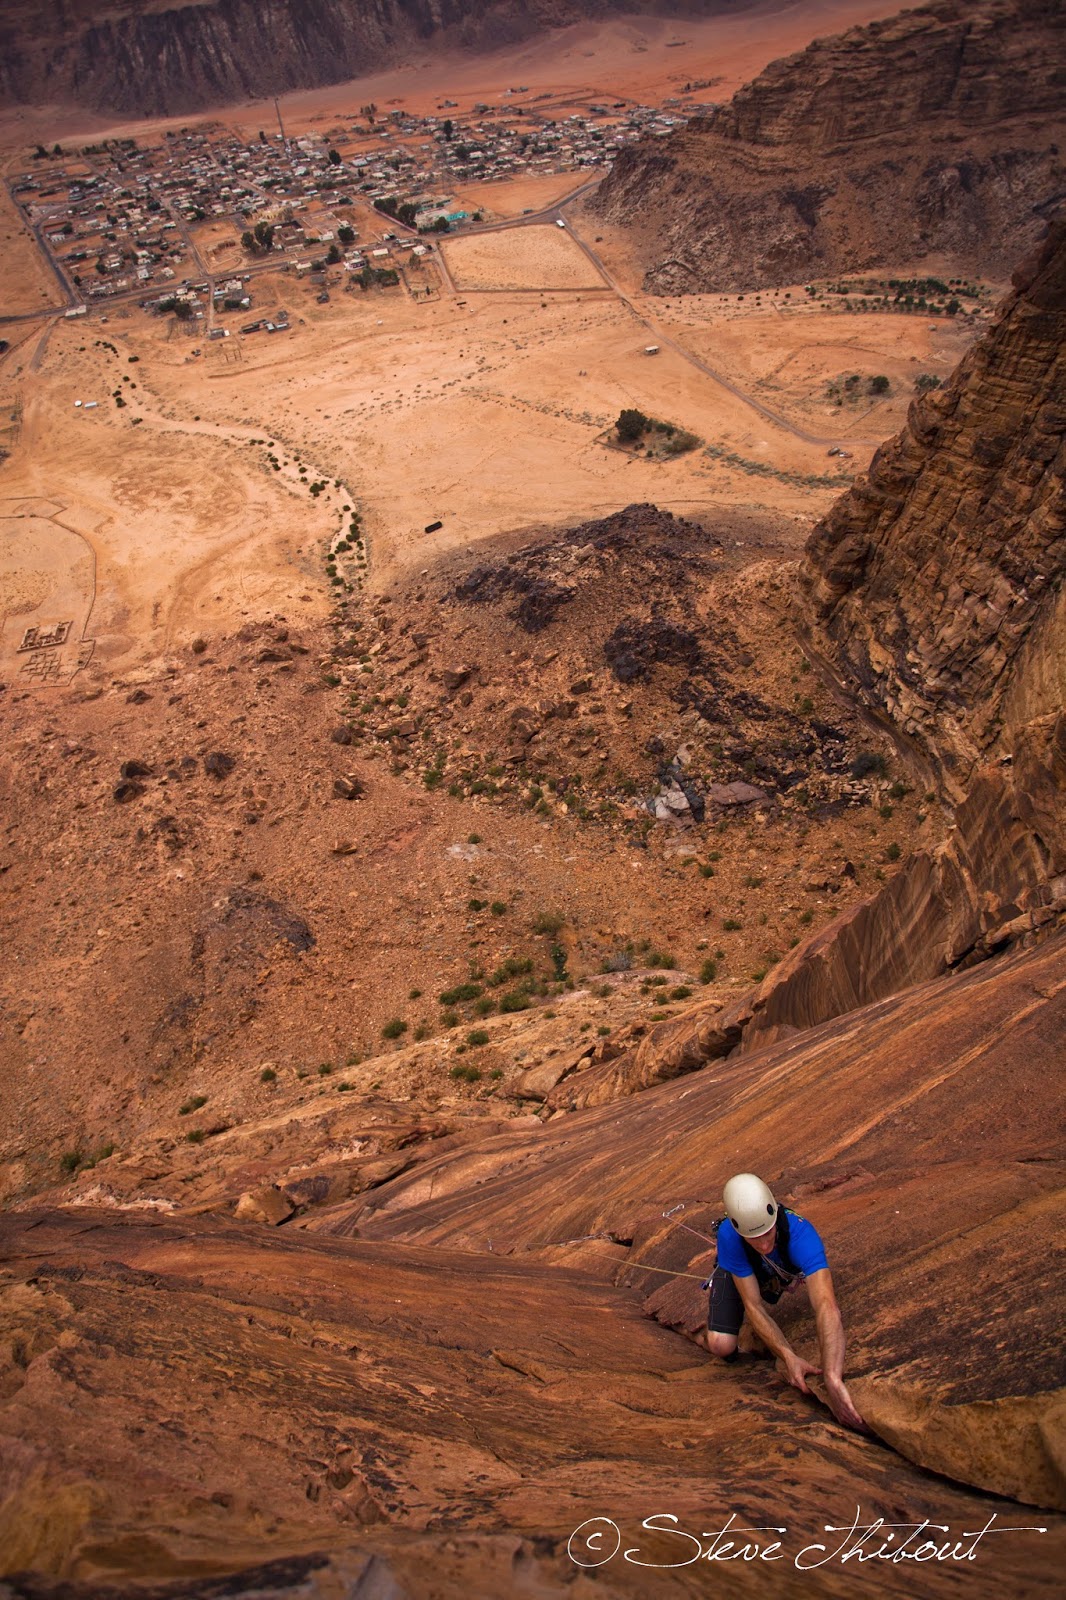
[0,0,761,117]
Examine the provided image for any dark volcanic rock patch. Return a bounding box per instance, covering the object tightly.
[336,503,893,827]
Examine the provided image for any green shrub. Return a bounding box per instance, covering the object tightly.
[466,1029,490,1047]
[488,957,533,986]
[850,751,887,779]
[723,918,743,932]
[700,863,716,878]
[60,1150,82,1174]
[616,407,649,442]
[597,1026,611,1037]
[260,1067,277,1083]
[382,1018,408,1040]
[533,912,565,936]
[317,1063,333,1076]
[179,1094,208,1115]
[490,900,507,916]
[885,842,902,862]
[450,1063,482,1083]
[440,982,483,1005]
[498,990,531,1014]
[669,985,692,1001]
[699,958,717,984]
[185,1128,206,1144]
[646,950,676,970]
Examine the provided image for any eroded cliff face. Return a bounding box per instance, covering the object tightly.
[0,0,752,117]
[541,226,1065,1112]
[591,0,1066,290]
[799,220,1066,793]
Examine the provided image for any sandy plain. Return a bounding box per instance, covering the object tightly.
[0,232,985,684]
[0,0,983,686]
[0,1,959,1201]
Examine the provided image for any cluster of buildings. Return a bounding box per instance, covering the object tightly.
[10,95,708,312]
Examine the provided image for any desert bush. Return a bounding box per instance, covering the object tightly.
[850,751,887,779]
[440,982,483,1005]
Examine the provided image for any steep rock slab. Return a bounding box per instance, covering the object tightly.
[799,221,1066,794]
[591,0,1066,291]
[7,1212,1063,1596]
[313,935,1066,1508]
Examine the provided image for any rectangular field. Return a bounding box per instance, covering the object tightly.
[441,226,607,291]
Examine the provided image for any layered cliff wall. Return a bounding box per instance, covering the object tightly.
[0,0,755,117]
[799,219,1066,792]
[591,0,1066,290]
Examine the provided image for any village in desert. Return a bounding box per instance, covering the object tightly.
[0,0,1064,1595]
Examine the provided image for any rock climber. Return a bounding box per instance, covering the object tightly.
[704,1171,866,1431]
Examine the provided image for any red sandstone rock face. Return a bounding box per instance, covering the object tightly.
[592,0,1066,290]
[799,221,1066,795]
[315,933,1066,1522]
[2,937,1066,1596]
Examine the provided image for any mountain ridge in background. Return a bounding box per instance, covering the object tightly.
[592,0,1066,288]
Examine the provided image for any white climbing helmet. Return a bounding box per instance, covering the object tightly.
[723,1172,778,1238]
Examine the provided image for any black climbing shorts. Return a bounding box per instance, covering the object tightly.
[707,1267,745,1336]
[707,1266,783,1335]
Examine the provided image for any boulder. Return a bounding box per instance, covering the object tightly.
[333,775,365,801]
[234,1185,293,1226]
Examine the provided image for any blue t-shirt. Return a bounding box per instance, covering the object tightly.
[717,1210,828,1281]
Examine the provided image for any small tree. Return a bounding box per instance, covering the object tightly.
[443,118,454,140]
[616,408,648,443]
[241,230,256,253]
[868,374,890,395]
[338,224,355,245]
[328,148,342,165]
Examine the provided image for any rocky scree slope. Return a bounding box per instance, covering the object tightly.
[339,501,902,827]
[0,0,761,117]
[591,0,1066,291]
